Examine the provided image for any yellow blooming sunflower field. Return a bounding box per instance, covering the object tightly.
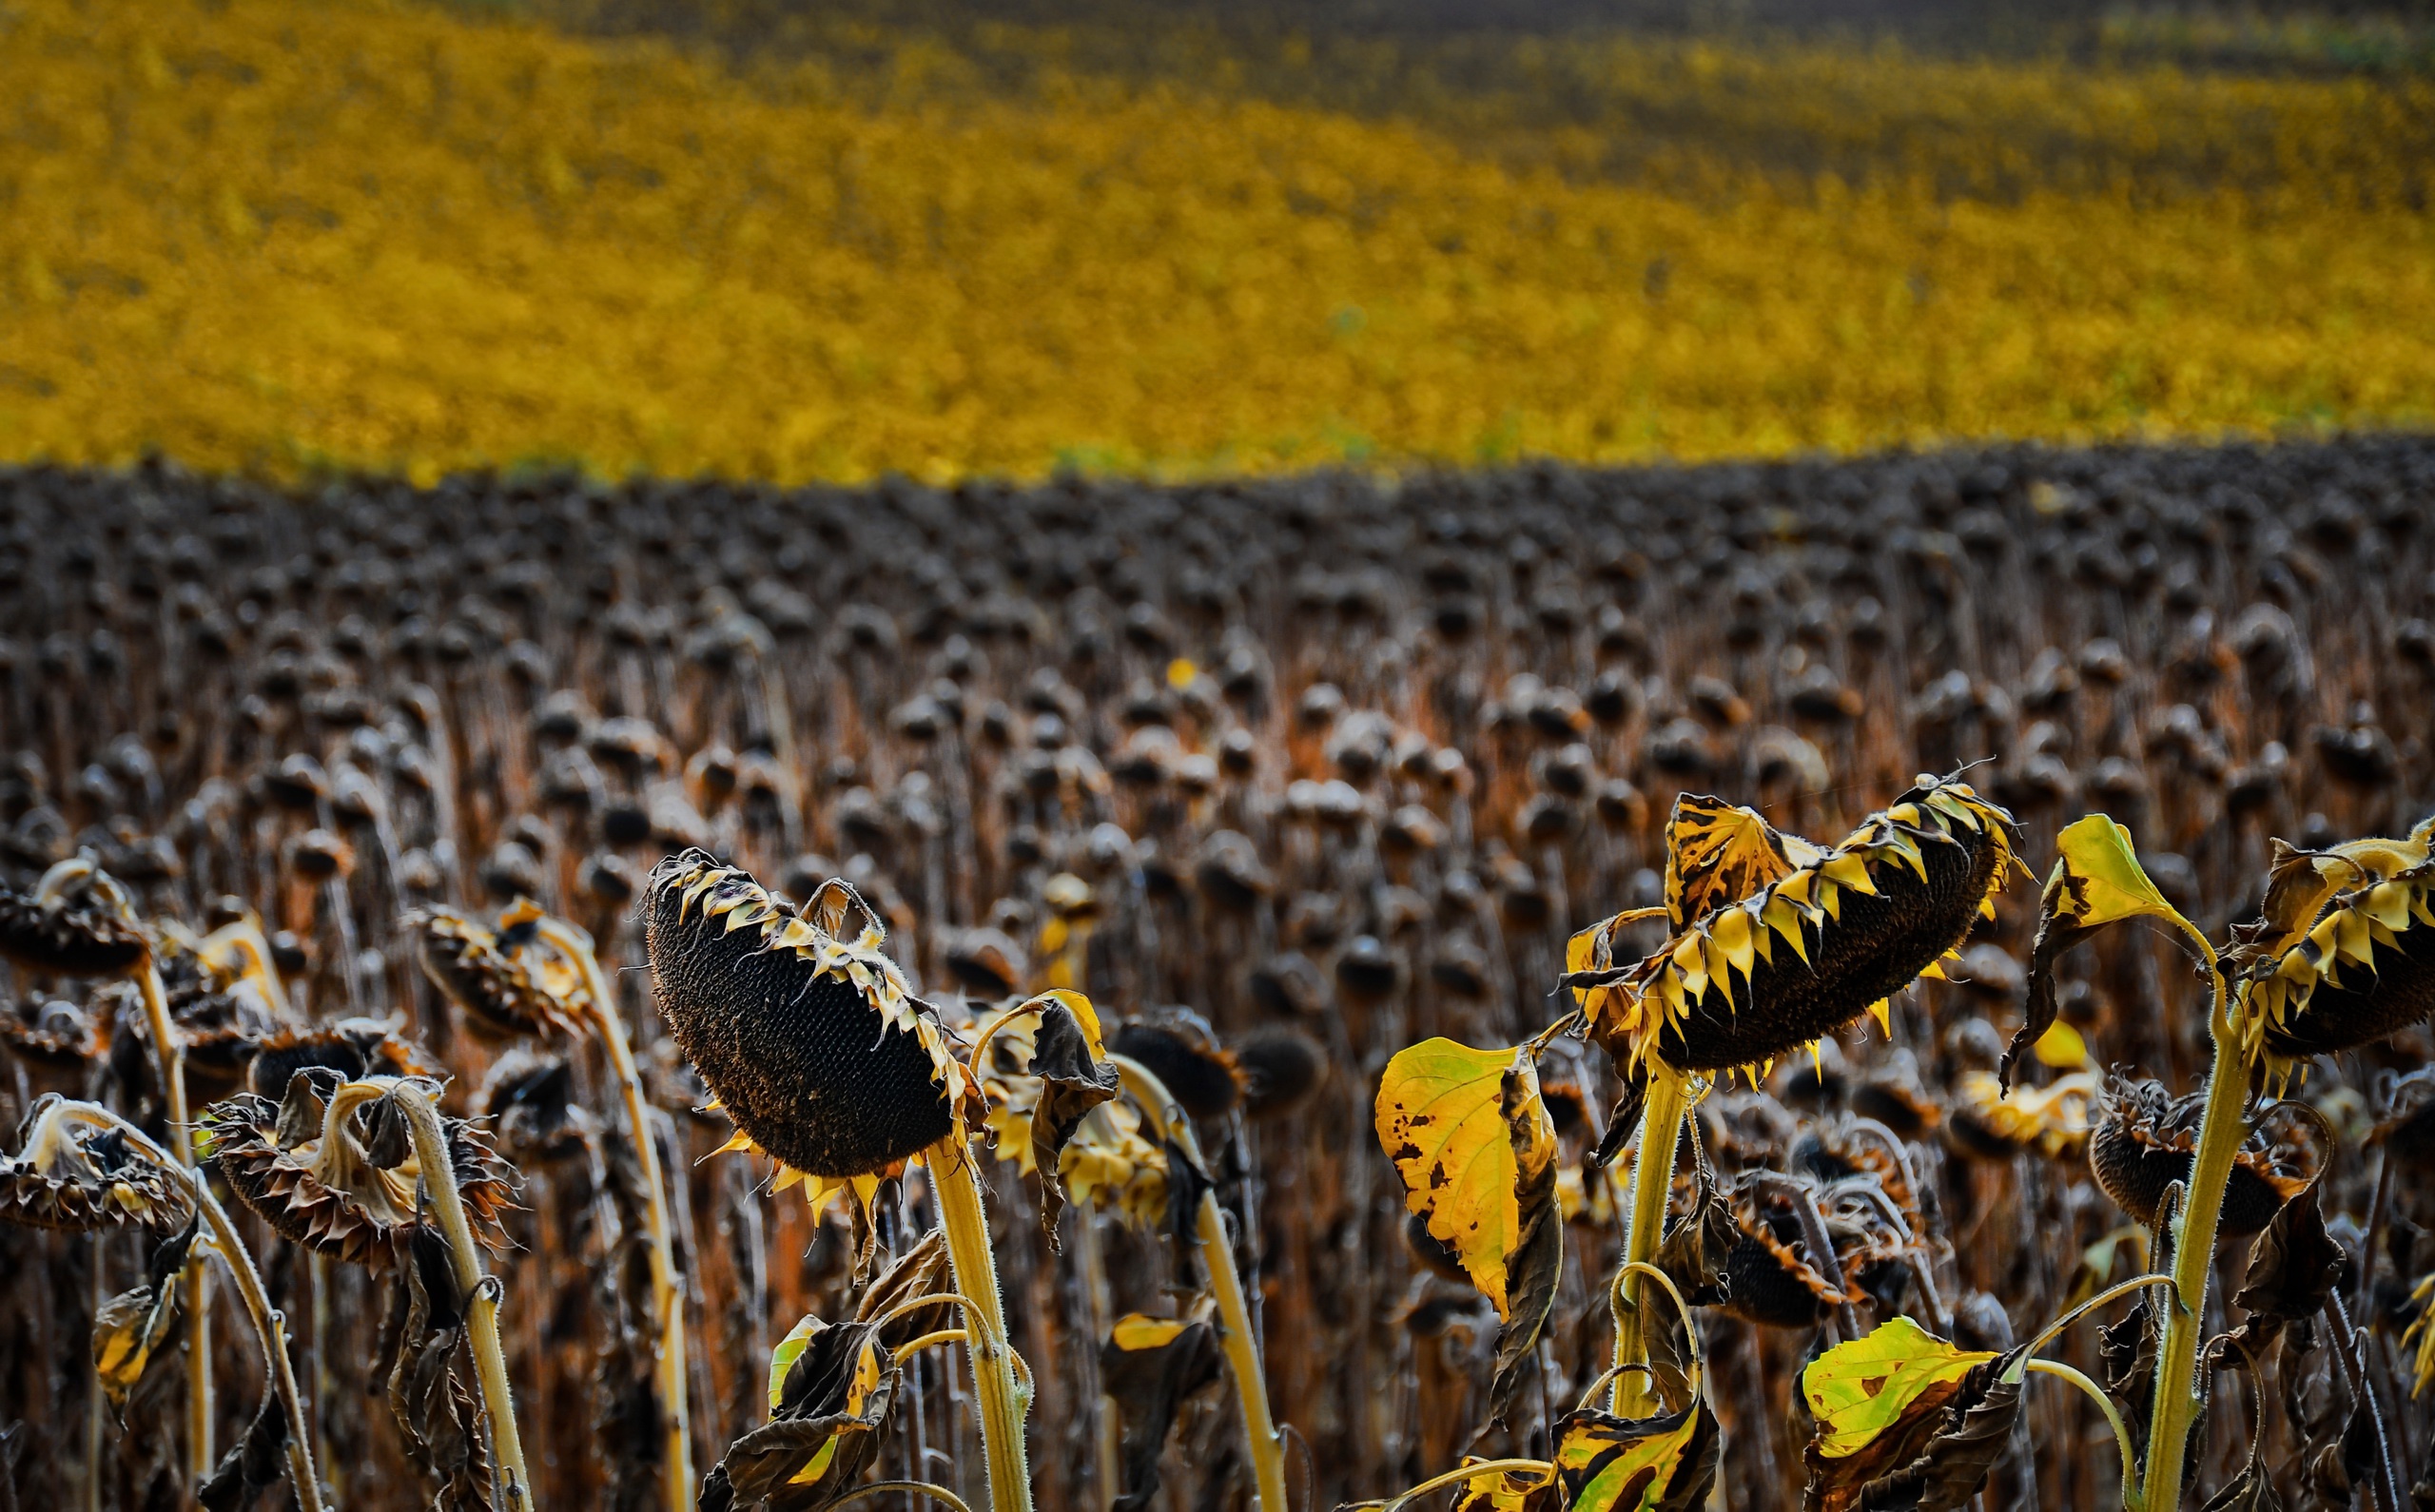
[4,0,2433,482]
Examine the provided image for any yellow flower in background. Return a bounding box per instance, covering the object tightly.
[2,0,2431,484]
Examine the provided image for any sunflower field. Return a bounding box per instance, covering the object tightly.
[3,0,2433,482]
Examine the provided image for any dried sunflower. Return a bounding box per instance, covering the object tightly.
[1716,1179,1866,1330]
[644,852,971,1209]
[0,1095,192,1231]
[1571,778,2019,1077]
[411,899,587,1042]
[202,1076,514,1267]
[1945,1071,2096,1163]
[247,1018,438,1098]
[2228,822,2435,1063]
[0,995,108,1071]
[1107,1014,1243,1121]
[2087,1073,2318,1236]
[0,862,148,978]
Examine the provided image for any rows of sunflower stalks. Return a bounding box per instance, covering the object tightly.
[0,436,2432,1511]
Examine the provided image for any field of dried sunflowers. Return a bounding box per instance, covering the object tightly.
[1,438,2432,1511]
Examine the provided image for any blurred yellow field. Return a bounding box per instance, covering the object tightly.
[4,0,2432,481]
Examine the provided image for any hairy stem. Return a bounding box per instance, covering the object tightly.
[1611,1066,1688,1417]
[2136,977,2244,1512]
[926,1130,1034,1512]
[133,958,210,1483]
[1111,1055,1290,1512]
[536,917,693,1512]
[385,1082,534,1510]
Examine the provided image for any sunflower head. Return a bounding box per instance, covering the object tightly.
[1719,1178,1863,1329]
[2231,822,2435,1064]
[0,1096,191,1232]
[0,862,148,979]
[1573,777,2020,1077]
[202,1074,515,1267]
[644,851,968,1183]
[2088,1071,2320,1236]
[1107,1013,1243,1121]
[1944,1070,2095,1163]
[411,901,586,1042]
[247,1018,438,1098]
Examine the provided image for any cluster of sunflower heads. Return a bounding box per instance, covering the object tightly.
[0,1095,191,1232]
[1567,777,2020,1081]
[200,1072,514,1268]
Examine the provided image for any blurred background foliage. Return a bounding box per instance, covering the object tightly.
[2,0,2432,482]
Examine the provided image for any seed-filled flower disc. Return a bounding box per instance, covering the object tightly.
[2089,1073,2315,1236]
[645,851,963,1180]
[1580,778,2019,1076]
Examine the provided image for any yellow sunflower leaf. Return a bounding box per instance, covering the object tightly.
[1111,1313,1191,1351]
[1373,1038,1552,1316]
[1554,1399,1722,1512]
[1801,1316,1995,1459]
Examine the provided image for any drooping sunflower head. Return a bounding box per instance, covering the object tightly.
[0,1096,191,1232]
[2230,820,2435,1065]
[644,851,969,1184]
[201,1073,515,1267]
[410,900,587,1042]
[2088,1071,2320,1236]
[1574,776,2020,1077]
[1944,1070,2095,1163]
[0,860,148,979]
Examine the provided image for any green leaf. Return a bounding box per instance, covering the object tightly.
[1801,1316,1996,1459]
[769,1314,823,1412]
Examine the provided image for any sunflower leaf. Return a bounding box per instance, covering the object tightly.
[1663,795,1809,931]
[1374,1039,1555,1317]
[1800,1317,2021,1512]
[1101,1314,1224,1512]
[1554,1397,1723,1512]
[2012,814,2211,1091]
[92,1212,199,1420]
[1026,996,1120,1249]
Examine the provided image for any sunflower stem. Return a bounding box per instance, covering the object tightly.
[385,1081,534,1510]
[2022,1360,2141,1512]
[1111,1055,1290,1512]
[2136,973,2245,1512]
[926,1129,1034,1512]
[49,1102,325,1512]
[133,956,211,1484]
[1611,1064,1688,1417]
[536,917,693,1512]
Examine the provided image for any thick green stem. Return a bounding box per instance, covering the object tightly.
[386,1082,534,1510]
[536,918,693,1512]
[1110,1056,1290,1512]
[52,1104,324,1512]
[134,959,211,1483]
[1611,1066,1689,1417]
[2137,986,2246,1512]
[926,1131,1035,1512]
